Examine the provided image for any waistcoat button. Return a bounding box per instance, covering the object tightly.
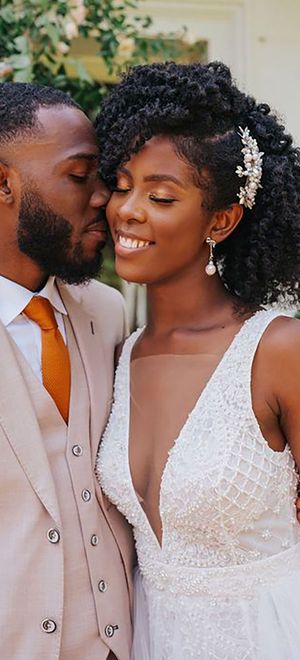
[41,619,57,633]
[91,534,99,546]
[47,528,60,544]
[72,444,83,457]
[81,489,92,502]
[98,579,108,593]
[105,624,119,638]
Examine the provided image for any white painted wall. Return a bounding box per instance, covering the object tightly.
[141,0,300,144]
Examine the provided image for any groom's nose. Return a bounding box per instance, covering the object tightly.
[90,178,111,209]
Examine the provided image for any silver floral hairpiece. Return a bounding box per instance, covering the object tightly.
[235,126,264,209]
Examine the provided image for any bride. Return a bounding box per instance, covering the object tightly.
[96,61,300,659]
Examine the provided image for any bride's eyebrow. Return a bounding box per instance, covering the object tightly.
[143,173,186,188]
[118,166,187,189]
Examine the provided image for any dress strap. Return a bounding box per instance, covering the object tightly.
[224,309,287,377]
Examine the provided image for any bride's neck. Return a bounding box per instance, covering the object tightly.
[146,268,234,336]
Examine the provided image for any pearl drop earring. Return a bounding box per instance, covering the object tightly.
[205,237,216,276]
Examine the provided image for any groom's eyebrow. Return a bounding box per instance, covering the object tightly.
[66,153,98,161]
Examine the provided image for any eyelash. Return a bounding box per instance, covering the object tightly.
[149,194,175,204]
[70,174,89,183]
[113,188,175,204]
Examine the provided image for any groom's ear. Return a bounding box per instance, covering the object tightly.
[0,160,17,206]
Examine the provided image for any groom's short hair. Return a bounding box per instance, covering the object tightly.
[0,82,79,145]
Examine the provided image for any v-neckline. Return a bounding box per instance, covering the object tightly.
[123,310,265,549]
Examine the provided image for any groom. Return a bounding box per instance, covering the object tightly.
[0,83,133,659]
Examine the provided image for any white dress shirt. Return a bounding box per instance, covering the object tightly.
[0,275,67,383]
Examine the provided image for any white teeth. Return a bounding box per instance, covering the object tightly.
[119,235,150,249]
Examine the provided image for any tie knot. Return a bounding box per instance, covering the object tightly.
[24,296,58,331]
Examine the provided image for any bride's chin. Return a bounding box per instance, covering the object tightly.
[114,263,147,285]
[119,275,147,286]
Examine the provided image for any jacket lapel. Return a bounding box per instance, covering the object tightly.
[58,284,109,468]
[0,321,61,525]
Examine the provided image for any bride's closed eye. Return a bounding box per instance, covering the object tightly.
[112,187,176,204]
[148,194,176,204]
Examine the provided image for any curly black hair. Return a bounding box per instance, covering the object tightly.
[95,61,300,306]
[0,82,79,145]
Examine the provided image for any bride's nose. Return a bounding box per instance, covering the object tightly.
[117,193,147,224]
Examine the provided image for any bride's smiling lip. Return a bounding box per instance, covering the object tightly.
[115,230,155,254]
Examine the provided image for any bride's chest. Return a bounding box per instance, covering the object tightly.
[160,415,295,538]
[101,388,295,542]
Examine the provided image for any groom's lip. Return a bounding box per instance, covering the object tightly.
[83,220,107,246]
[84,219,107,234]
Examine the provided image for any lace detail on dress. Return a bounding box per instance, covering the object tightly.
[96,309,300,660]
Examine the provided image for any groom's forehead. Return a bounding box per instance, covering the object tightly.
[5,105,99,169]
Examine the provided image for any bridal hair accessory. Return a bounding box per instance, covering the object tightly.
[205,237,216,276]
[235,127,263,209]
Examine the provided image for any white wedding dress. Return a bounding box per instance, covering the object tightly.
[97,310,300,659]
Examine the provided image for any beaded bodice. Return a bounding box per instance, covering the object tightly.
[97,310,299,580]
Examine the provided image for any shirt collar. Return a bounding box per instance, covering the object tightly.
[0,275,67,327]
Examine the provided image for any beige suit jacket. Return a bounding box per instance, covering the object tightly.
[0,279,134,659]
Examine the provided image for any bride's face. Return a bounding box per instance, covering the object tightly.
[106,135,213,285]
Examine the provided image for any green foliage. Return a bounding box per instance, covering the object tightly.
[0,0,177,115]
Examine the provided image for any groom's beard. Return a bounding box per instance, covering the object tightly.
[18,188,104,285]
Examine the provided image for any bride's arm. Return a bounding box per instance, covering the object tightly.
[252,315,300,523]
[268,316,300,521]
[264,316,300,467]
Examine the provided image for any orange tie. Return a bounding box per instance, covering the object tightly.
[24,296,71,423]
